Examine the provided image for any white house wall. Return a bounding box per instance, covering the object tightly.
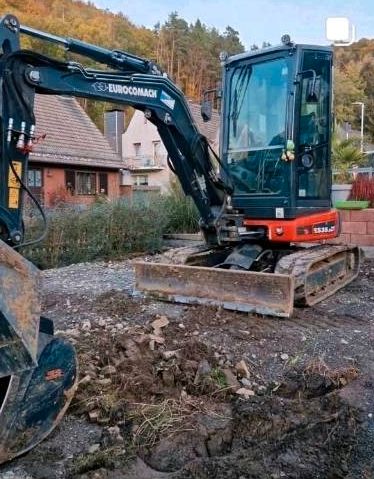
[122,110,172,193]
[122,106,220,193]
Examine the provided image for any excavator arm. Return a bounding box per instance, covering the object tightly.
[0,14,235,249]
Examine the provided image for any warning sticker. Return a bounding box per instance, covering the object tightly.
[8,162,22,209]
[8,188,20,209]
[8,161,22,188]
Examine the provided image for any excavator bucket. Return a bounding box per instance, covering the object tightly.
[134,261,295,318]
[0,240,78,463]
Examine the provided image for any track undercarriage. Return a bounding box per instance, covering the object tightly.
[134,243,361,318]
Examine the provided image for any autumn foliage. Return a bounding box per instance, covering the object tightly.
[0,0,244,128]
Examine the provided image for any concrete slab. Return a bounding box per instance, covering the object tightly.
[362,246,374,259]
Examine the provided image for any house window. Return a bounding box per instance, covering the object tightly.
[28,168,43,187]
[76,172,96,195]
[65,170,76,194]
[152,141,161,164]
[134,175,148,186]
[65,170,109,195]
[133,142,141,157]
[99,172,108,195]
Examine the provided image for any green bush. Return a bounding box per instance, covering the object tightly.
[160,180,199,234]
[21,183,201,269]
[22,198,167,269]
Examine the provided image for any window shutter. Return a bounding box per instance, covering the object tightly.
[65,170,75,194]
[99,173,108,195]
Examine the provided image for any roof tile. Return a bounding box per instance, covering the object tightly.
[30,95,124,169]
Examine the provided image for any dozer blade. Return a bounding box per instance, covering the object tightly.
[133,261,295,318]
[0,240,78,463]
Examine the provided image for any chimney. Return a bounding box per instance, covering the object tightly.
[104,109,125,157]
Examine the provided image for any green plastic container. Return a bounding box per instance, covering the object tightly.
[334,200,370,210]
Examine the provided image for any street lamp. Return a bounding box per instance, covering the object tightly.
[352,101,365,153]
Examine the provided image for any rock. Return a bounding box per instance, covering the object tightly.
[102,365,116,375]
[151,315,169,335]
[88,443,101,454]
[82,320,92,331]
[341,339,349,345]
[79,374,91,385]
[197,404,233,457]
[97,319,106,327]
[280,353,289,361]
[236,387,255,398]
[148,334,165,344]
[192,330,199,336]
[149,333,165,351]
[162,350,180,360]
[97,417,110,425]
[194,359,212,384]
[88,410,100,422]
[235,359,251,379]
[120,338,142,362]
[240,378,252,388]
[178,323,185,329]
[144,432,207,472]
[222,368,240,390]
[65,328,80,338]
[102,425,124,446]
[96,378,112,386]
[0,469,33,479]
[180,388,188,400]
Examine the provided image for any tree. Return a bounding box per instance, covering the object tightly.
[331,135,366,182]
[334,61,367,127]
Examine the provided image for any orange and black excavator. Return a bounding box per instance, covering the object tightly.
[0,14,360,461]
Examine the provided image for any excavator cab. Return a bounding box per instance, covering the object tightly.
[221,43,333,220]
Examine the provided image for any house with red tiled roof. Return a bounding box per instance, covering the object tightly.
[28,95,124,207]
[121,101,220,195]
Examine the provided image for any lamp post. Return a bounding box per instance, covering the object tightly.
[352,101,365,153]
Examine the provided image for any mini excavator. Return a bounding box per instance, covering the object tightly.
[0,14,360,461]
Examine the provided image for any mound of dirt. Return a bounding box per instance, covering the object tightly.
[68,309,363,479]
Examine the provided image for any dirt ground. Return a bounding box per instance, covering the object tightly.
[0,250,373,479]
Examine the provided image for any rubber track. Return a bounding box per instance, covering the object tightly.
[275,244,361,307]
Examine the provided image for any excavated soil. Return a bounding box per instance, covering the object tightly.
[0,255,373,479]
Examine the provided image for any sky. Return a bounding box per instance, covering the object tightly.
[92,0,373,49]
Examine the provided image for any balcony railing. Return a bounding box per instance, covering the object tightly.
[123,154,167,170]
